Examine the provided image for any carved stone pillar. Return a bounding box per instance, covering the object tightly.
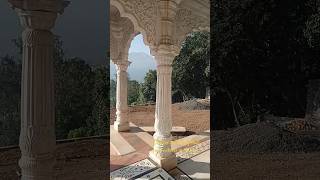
[149,46,179,171]
[114,61,131,131]
[8,1,67,179]
[19,11,56,180]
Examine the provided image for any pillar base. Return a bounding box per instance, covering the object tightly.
[19,155,55,180]
[114,121,130,132]
[149,151,177,171]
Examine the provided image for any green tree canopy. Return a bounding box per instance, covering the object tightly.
[128,79,141,105]
[141,70,157,103]
[212,0,320,129]
[0,55,21,146]
[172,31,210,100]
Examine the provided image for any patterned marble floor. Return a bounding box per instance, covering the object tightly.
[110,139,210,180]
[110,159,174,180]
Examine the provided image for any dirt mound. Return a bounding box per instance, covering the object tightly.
[177,98,210,111]
[213,122,320,153]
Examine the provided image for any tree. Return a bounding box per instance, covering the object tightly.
[141,70,157,102]
[137,83,147,104]
[77,65,109,137]
[110,79,117,107]
[128,79,141,105]
[0,55,21,146]
[212,0,317,129]
[0,35,111,144]
[55,57,95,139]
[172,31,210,100]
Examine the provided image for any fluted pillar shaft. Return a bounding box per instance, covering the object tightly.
[114,61,131,131]
[16,10,57,180]
[149,48,178,171]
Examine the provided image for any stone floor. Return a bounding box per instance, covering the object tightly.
[110,124,153,172]
[110,147,210,179]
[110,125,210,180]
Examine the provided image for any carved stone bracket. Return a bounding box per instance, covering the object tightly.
[110,0,159,48]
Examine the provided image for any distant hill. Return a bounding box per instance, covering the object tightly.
[110,52,156,82]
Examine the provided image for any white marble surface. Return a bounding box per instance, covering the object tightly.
[136,168,174,180]
[178,150,210,180]
[110,159,156,180]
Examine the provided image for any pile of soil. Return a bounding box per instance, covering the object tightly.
[213,122,320,153]
[177,98,210,111]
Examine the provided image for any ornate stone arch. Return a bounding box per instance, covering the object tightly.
[173,0,210,47]
[110,5,138,62]
[110,0,159,49]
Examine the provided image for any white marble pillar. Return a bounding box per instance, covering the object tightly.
[19,11,56,180]
[149,48,178,171]
[8,1,67,179]
[114,61,131,131]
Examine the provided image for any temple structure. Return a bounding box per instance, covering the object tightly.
[6,0,209,179]
[110,0,209,171]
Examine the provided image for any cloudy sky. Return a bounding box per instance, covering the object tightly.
[1,0,155,81]
[0,0,109,65]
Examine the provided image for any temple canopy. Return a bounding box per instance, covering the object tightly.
[110,0,210,171]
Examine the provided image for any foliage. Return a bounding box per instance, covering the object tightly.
[137,83,147,104]
[212,0,320,129]
[128,79,141,105]
[0,36,110,146]
[172,32,210,99]
[55,57,95,139]
[110,79,116,107]
[140,70,157,103]
[304,0,320,48]
[0,55,21,146]
[86,65,109,136]
[67,127,90,139]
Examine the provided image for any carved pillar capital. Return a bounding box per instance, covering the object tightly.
[114,60,131,72]
[153,45,180,72]
[18,10,58,30]
[8,0,69,14]
[8,0,69,30]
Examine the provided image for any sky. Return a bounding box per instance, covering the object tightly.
[128,34,151,55]
[0,1,155,81]
[0,0,109,65]
[0,0,21,58]
[110,34,156,82]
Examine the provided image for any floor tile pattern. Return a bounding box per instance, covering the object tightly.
[110,159,156,180]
